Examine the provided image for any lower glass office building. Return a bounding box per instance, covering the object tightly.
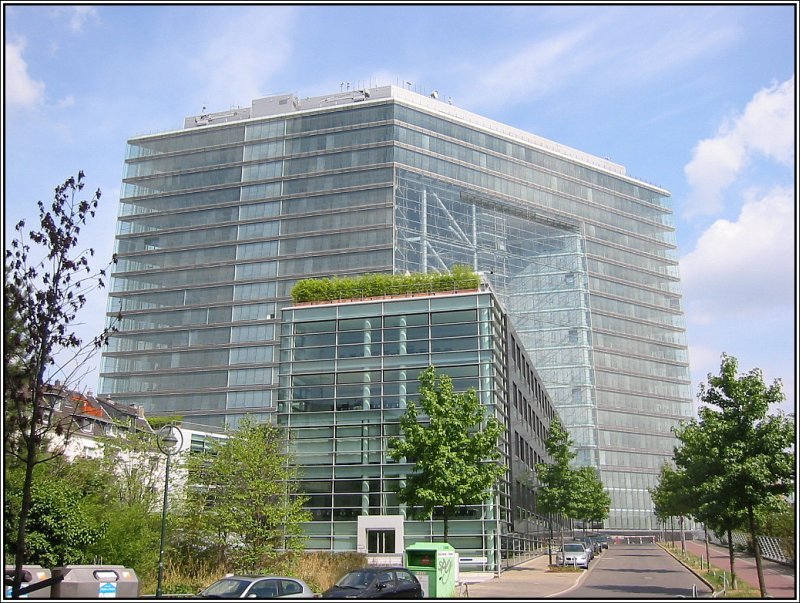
[101,85,694,530]
[277,283,559,570]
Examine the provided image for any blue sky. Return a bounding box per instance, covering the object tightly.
[4,3,796,414]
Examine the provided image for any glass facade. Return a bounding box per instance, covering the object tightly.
[101,86,693,530]
[278,288,558,570]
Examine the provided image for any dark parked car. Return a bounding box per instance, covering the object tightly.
[199,575,316,598]
[321,567,422,599]
[594,535,609,549]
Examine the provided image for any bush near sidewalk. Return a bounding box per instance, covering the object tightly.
[142,551,367,596]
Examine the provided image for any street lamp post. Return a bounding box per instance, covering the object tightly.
[156,425,182,598]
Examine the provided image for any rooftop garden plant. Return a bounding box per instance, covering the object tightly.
[291,265,480,304]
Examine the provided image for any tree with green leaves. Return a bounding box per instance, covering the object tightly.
[534,418,578,552]
[388,366,505,541]
[83,424,165,581]
[178,419,310,573]
[94,422,164,510]
[665,415,748,586]
[650,463,696,552]
[4,442,164,586]
[758,498,794,560]
[572,466,611,535]
[4,455,105,568]
[4,173,117,598]
[673,354,794,597]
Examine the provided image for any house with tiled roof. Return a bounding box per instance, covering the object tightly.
[42,381,154,461]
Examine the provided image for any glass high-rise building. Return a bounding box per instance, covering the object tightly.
[101,85,694,530]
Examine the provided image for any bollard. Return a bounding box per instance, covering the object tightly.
[692,584,697,598]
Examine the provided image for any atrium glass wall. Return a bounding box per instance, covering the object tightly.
[277,289,557,570]
[390,101,693,530]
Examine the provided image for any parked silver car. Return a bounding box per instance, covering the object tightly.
[199,575,317,598]
[572,538,595,559]
[556,543,590,569]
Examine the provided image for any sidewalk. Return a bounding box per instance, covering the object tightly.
[458,553,587,599]
[680,539,796,599]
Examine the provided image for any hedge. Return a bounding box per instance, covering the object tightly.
[291,266,480,304]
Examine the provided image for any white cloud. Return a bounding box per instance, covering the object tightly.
[683,76,795,216]
[5,39,46,108]
[185,8,296,109]
[682,186,795,413]
[620,14,739,82]
[67,6,99,33]
[734,77,795,165]
[465,24,600,108]
[681,185,794,322]
[56,95,75,108]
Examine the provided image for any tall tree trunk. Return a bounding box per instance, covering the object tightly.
[704,525,711,571]
[12,411,39,598]
[747,504,767,597]
[443,508,449,542]
[726,528,737,589]
[679,516,686,553]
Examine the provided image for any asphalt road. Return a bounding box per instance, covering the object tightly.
[554,543,713,599]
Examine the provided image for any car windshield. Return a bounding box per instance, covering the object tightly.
[201,578,250,598]
[336,570,373,589]
[563,544,585,552]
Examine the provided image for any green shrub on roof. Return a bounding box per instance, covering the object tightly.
[291,266,480,303]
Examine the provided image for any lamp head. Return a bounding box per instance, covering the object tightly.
[158,425,181,453]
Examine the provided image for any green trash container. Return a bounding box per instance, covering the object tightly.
[404,542,458,598]
[50,565,139,598]
[4,565,52,598]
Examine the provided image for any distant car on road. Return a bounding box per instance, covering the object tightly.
[199,575,316,598]
[321,567,422,599]
[587,536,604,554]
[556,543,590,569]
[593,535,609,549]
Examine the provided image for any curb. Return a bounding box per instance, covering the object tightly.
[543,555,597,598]
[657,543,717,595]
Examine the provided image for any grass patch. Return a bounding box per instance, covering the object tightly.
[660,543,761,598]
[546,565,584,573]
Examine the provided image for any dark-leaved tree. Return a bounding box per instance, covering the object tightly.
[4,173,117,598]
